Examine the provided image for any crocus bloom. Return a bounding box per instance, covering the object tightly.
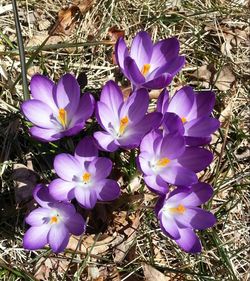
[94,80,161,152]
[138,130,213,194]
[23,184,85,253]
[21,73,95,142]
[157,86,220,146]
[155,183,216,253]
[115,31,185,89]
[49,136,120,209]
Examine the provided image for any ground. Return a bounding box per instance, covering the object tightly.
[0,0,249,280]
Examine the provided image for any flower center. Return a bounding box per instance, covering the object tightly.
[157,157,170,167]
[170,204,186,214]
[82,172,91,183]
[50,216,58,224]
[181,117,187,123]
[141,64,151,76]
[119,116,129,135]
[58,108,67,128]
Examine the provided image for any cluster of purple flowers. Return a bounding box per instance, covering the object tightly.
[21,31,219,253]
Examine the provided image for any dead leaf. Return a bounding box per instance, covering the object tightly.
[214,66,236,91]
[108,26,125,42]
[142,263,170,281]
[73,0,95,13]
[26,34,64,48]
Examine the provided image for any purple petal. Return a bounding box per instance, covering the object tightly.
[142,73,172,89]
[155,196,165,215]
[157,88,169,113]
[177,147,213,172]
[54,73,80,119]
[150,37,180,70]
[23,225,50,250]
[175,227,201,253]
[185,136,212,146]
[74,188,97,209]
[88,157,112,181]
[162,113,184,135]
[166,190,189,205]
[187,91,216,120]
[53,202,76,218]
[181,182,213,206]
[119,88,149,123]
[184,117,220,137]
[48,223,70,253]
[75,136,98,163]
[25,208,51,226]
[138,151,155,176]
[33,184,55,208]
[49,179,75,201]
[96,101,119,131]
[130,31,153,70]
[140,129,162,152]
[167,86,194,118]
[115,37,129,72]
[30,74,57,112]
[158,211,180,239]
[21,100,54,128]
[96,179,120,201]
[124,56,145,85]
[65,213,86,236]
[29,126,62,142]
[63,124,83,137]
[144,175,169,194]
[54,153,82,181]
[152,56,185,78]
[94,131,118,152]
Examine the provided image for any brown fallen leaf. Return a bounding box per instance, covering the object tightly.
[214,66,236,91]
[108,26,125,64]
[73,0,95,13]
[142,263,171,281]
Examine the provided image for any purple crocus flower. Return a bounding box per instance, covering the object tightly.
[157,86,220,146]
[138,130,213,194]
[49,136,120,209]
[23,184,85,253]
[115,31,185,89]
[155,183,216,253]
[21,73,95,142]
[93,80,162,152]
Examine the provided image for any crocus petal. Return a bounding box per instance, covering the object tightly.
[54,73,80,119]
[184,117,220,137]
[144,174,169,194]
[140,129,162,153]
[33,184,56,208]
[49,179,75,201]
[75,136,98,164]
[48,223,70,253]
[21,100,55,128]
[157,88,169,113]
[30,74,57,112]
[100,80,123,114]
[159,164,198,186]
[167,86,194,118]
[96,179,120,201]
[88,157,112,181]
[119,88,149,123]
[138,151,155,175]
[124,56,145,85]
[65,213,86,236]
[175,227,201,253]
[150,37,180,70]
[96,101,119,132]
[152,56,185,78]
[177,147,213,173]
[74,188,97,209]
[115,37,129,71]
[185,136,212,147]
[181,182,213,206]
[63,124,83,137]
[54,153,82,181]
[162,113,184,135]
[94,131,118,152]
[142,73,172,89]
[158,211,180,239]
[187,91,215,120]
[130,31,153,70]
[175,207,216,230]
[25,208,51,226]
[23,225,50,250]
[29,126,62,142]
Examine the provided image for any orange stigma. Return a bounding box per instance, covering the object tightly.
[58,108,67,127]
[50,216,58,223]
[141,64,151,76]
[82,172,91,183]
[181,117,187,123]
[170,204,186,214]
[157,157,170,167]
[119,116,129,135]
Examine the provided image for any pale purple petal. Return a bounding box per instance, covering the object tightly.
[94,131,118,152]
[144,174,169,194]
[115,37,129,72]
[74,188,97,209]
[124,56,145,85]
[140,130,162,152]
[158,211,180,239]
[96,179,120,201]
[184,117,220,137]
[21,100,55,128]
[88,157,112,181]
[162,113,184,135]
[25,208,51,226]
[157,88,169,113]
[63,124,83,137]
[49,179,75,201]
[33,184,56,208]
[142,73,172,89]
[152,56,185,78]
[138,151,155,176]
[29,126,62,142]
[48,223,70,253]
[54,153,82,181]
[64,213,86,236]
[96,101,119,132]
[23,225,50,250]
[75,136,98,163]
[175,227,201,253]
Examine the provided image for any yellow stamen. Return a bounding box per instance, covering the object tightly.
[58,108,67,127]
[82,172,91,183]
[50,216,58,223]
[119,116,129,135]
[181,117,187,123]
[170,204,186,214]
[157,157,170,167]
[141,64,151,76]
